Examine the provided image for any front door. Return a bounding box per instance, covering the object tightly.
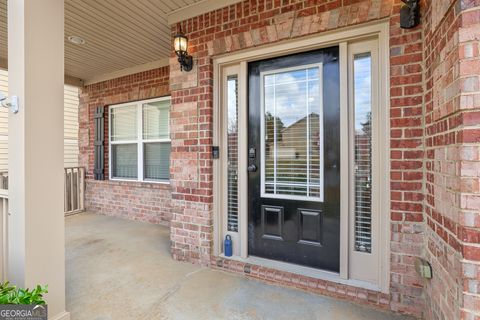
[248,47,340,271]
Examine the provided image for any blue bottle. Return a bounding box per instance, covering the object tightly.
[224,235,233,257]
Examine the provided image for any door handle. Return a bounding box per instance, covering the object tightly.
[247,164,257,172]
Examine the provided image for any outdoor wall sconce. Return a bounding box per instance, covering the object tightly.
[400,0,420,29]
[174,28,193,72]
[0,92,19,114]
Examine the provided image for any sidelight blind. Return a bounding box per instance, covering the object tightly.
[227,75,239,232]
[353,53,373,253]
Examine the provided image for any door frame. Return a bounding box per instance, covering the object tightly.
[213,21,390,293]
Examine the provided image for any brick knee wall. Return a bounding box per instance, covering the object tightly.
[79,67,172,225]
[85,180,172,225]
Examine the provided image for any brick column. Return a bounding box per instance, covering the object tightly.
[423,1,480,319]
[169,54,214,265]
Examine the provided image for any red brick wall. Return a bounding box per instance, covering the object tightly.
[423,1,480,319]
[75,1,480,318]
[388,1,425,316]
[168,0,425,317]
[79,67,172,225]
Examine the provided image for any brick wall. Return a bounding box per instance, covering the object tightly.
[423,1,480,319]
[389,1,425,316]
[75,0,480,318]
[168,0,425,317]
[79,67,172,225]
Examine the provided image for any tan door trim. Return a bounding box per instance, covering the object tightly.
[213,21,390,293]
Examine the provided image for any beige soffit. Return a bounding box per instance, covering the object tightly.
[0,0,204,83]
[168,0,243,25]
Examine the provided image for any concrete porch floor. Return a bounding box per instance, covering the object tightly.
[66,212,413,320]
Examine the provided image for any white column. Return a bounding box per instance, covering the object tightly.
[8,0,68,319]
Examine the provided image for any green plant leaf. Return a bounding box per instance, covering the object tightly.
[0,281,48,305]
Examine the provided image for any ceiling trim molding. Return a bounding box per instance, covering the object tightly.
[168,0,242,25]
[83,58,170,86]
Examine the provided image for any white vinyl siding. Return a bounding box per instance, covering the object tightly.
[64,84,80,167]
[0,69,80,170]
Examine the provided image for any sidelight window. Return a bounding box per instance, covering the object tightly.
[227,75,239,232]
[261,65,323,201]
[353,53,373,253]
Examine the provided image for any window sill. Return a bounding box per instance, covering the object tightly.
[110,178,170,185]
[89,178,171,190]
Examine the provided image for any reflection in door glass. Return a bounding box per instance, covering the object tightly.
[263,67,322,200]
[227,75,239,232]
[353,53,372,253]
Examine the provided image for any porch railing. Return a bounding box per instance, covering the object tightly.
[64,167,85,215]
[0,186,7,281]
[0,169,85,215]
[0,168,85,280]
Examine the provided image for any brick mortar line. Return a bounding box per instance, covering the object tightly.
[425,214,469,244]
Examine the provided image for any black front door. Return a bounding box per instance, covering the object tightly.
[248,47,340,272]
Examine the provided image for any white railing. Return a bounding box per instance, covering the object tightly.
[64,167,85,215]
[0,183,7,281]
[0,168,85,215]
[0,168,85,280]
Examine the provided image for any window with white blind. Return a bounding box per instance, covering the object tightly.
[261,65,323,202]
[109,97,171,182]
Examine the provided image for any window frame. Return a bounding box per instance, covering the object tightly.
[108,96,171,184]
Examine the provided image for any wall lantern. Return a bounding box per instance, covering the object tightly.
[174,28,193,72]
[400,0,420,29]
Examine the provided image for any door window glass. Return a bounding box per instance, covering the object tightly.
[262,66,323,201]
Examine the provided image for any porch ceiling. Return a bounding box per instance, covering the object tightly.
[0,0,205,84]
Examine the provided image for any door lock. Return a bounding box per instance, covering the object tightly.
[249,147,256,159]
[247,164,257,172]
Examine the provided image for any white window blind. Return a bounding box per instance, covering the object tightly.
[353,53,373,253]
[144,142,170,180]
[262,66,323,201]
[112,144,138,178]
[111,105,137,141]
[227,75,239,232]
[110,98,171,182]
[143,101,170,140]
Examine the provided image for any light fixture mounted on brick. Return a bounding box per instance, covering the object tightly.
[400,0,420,29]
[174,27,193,72]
